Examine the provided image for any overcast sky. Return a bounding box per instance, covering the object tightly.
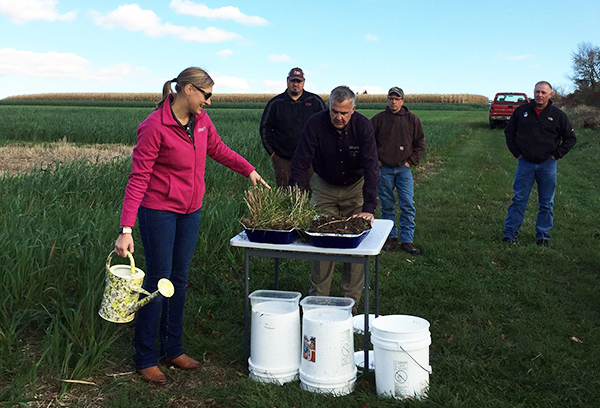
[1,0,599,100]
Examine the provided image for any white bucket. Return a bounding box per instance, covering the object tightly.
[371,315,432,400]
[299,296,356,396]
[248,290,301,385]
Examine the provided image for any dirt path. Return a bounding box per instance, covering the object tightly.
[0,140,132,176]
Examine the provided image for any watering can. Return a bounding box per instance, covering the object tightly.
[98,251,174,323]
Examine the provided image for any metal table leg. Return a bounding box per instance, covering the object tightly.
[363,256,370,373]
[375,255,380,317]
[243,249,250,362]
[274,258,279,289]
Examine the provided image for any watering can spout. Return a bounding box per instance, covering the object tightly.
[128,278,175,315]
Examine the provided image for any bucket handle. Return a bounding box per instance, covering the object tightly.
[374,338,432,374]
[399,344,432,375]
[106,250,136,276]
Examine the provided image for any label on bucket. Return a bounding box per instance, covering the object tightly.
[341,329,352,366]
[303,335,316,362]
[394,360,409,397]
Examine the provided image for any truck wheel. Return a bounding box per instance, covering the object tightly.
[489,120,496,129]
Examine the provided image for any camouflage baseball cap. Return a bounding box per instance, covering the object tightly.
[388,87,404,99]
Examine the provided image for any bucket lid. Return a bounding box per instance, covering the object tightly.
[300,296,354,310]
[249,290,301,306]
[352,314,376,334]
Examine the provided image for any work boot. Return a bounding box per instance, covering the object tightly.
[400,242,421,255]
[536,239,549,247]
[502,237,516,244]
[137,366,166,384]
[160,354,200,370]
[383,237,399,251]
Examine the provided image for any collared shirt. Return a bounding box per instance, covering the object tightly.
[289,109,379,213]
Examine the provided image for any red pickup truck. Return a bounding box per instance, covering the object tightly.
[489,92,529,129]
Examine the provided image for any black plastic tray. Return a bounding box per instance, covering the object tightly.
[244,228,298,244]
[304,229,370,249]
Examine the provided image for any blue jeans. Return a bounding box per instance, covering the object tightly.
[504,157,557,241]
[134,206,202,369]
[378,164,416,243]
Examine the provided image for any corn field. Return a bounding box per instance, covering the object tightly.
[3,92,488,104]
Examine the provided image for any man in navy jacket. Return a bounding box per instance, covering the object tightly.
[503,81,576,246]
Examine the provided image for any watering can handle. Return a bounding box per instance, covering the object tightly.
[106,250,136,276]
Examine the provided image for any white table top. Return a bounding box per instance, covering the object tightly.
[230,219,393,256]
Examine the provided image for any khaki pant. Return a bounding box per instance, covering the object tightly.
[272,153,313,189]
[309,173,365,305]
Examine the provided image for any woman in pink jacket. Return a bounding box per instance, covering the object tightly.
[114,67,270,384]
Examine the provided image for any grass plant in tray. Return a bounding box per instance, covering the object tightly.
[240,186,319,243]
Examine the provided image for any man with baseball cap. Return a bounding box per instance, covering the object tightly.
[371,87,426,254]
[260,68,326,188]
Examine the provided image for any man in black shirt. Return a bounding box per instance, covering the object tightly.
[290,86,379,307]
[260,68,326,188]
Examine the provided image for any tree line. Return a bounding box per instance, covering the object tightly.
[565,41,600,107]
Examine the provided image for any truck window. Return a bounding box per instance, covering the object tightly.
[495,94,526,103]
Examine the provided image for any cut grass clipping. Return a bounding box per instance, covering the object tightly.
[241,185,318,230]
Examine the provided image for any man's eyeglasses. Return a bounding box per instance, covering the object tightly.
[191,83,212,100]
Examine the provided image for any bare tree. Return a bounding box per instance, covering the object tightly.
[570,42,600,91]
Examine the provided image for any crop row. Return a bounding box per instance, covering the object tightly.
[3,92,489,104]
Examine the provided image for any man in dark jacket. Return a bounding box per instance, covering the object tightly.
[260,67,326,188]
[371,87,426,254]
[289,85,379,307]
[503,81,576,246]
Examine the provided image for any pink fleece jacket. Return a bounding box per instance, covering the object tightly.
[120,99,255,226]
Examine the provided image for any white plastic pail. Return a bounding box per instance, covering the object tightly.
[371,315,432,400]
[248,290,301,384]
[299,296,356,396]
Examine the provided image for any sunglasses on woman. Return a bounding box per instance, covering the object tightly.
[191,83,212,100]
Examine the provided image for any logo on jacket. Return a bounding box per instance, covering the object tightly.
[198,126,207,132]
[524,112,528,117]
[306,102,312,106]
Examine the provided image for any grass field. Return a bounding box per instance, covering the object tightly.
[0,103,598,407]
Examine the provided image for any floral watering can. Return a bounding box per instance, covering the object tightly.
[98,251,174,323]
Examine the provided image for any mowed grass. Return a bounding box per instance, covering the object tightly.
[0,105,598,407]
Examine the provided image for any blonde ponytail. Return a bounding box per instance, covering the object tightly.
[155,68,214,110]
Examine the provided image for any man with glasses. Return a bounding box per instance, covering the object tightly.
[371,87,426,254]
[260,68,326,188]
